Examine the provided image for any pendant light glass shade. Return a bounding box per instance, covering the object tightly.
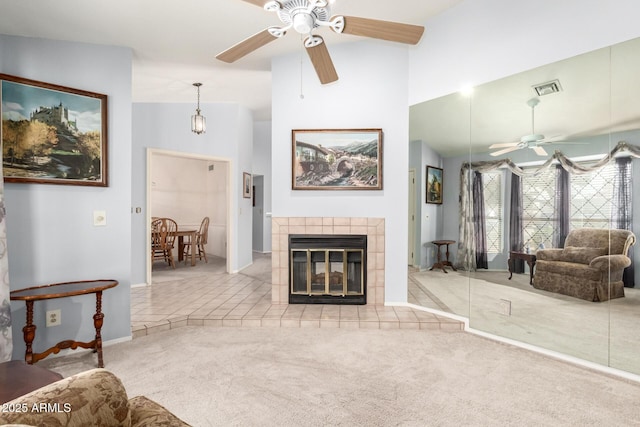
[191,112,206,134]
[191,83,206,135]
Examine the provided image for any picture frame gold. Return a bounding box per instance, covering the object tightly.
[292,128,383,190]
[1,73,108,186]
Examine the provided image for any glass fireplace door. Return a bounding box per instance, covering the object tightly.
[290,249,364,297]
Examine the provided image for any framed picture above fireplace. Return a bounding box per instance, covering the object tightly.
[292,128,383,190]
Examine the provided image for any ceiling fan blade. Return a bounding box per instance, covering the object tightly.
[490,146,521,157]
[489,142,519,149]
[336,16,425,45]
[239,0,270,7]
[532,146,548,156]
[216,28,278,63]
[305,36,338,85]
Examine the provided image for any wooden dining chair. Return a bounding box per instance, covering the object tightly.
[151,217,178,268]
[183,217,209,264]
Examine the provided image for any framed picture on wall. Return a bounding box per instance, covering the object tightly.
[426,166,443,204]
[243,172,252,198]
[292,128,383,190]
[0,73,108,186]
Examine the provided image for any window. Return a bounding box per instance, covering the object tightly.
[483,171,503,253]
[570,164,615,229]
[521,162,616,249]
[522,167,556,249]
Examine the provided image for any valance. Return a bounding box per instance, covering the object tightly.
[456,141,640,271]
[461,140,640,176]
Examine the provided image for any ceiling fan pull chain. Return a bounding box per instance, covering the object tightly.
[527,97,540,135]
[300,33,305,100]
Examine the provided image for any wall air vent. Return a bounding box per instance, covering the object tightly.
[532,79,562,96]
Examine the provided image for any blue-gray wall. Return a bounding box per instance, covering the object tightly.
[131,102,255,285]
[1,35,133,360]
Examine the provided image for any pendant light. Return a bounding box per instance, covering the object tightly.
[191,83,206,135]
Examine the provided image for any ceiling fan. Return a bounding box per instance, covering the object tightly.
[216,0,425,84]
[489,98,578,157]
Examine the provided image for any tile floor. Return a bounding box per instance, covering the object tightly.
[131,253,464,338]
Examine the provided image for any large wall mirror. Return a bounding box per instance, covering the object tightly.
[409,37,640,376]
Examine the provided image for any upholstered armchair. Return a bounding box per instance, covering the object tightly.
[0,368,190,426]
[533,228,636,302]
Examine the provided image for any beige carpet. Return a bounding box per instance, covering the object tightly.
[41,326,640,426]
[412,269,640,374]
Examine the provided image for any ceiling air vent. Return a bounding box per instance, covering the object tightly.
[532,79,562,96]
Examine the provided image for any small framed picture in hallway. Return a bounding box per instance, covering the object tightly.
[243,172,252,198]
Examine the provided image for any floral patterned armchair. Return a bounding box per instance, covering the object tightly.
[0,368,190,426]
[533,228,636,302]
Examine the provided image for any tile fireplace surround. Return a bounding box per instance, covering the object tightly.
[271,217,385,305]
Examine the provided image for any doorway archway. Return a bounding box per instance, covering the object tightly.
[146,148,232,284]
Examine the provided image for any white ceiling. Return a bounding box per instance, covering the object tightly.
[0,0,462,121]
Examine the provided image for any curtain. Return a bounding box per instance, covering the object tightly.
[612,157,634,288]
[509,172,524,273]
[456,165,476,270]
[0,165,12,361]
[553,165,570,248]
[461,141,640,178]
[473,171,488,269]
[457,141,640,273]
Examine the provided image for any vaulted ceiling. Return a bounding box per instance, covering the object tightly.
[0,0,462,120]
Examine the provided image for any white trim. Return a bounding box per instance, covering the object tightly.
[465,327,640,384]
[403,302,470,325]
[130,282,148,288]
[396,302,640,384]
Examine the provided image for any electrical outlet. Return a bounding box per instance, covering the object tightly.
[46,309,61,327]
[499,299,512,316]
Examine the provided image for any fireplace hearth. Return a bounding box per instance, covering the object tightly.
[289,235,367,304]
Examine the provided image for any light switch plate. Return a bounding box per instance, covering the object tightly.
[93,210,106,226]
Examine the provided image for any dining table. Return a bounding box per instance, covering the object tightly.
[175,229,197,266]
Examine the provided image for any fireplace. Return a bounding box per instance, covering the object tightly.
[289,235,367,304]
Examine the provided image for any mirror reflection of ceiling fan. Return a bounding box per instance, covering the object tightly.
[489,98,585,157]
[216,0,425,84]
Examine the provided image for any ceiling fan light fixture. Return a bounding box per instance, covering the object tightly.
[216,0,424,85]
[191,83,206,135]
[521,133,544,143]
[292,12,314,34]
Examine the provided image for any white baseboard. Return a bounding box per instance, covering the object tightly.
[394,301,640,384]
[130,282,148,288]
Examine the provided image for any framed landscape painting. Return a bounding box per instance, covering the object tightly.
[0,74,108,186]
[426,166,443,204]
[292,128,383,190]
